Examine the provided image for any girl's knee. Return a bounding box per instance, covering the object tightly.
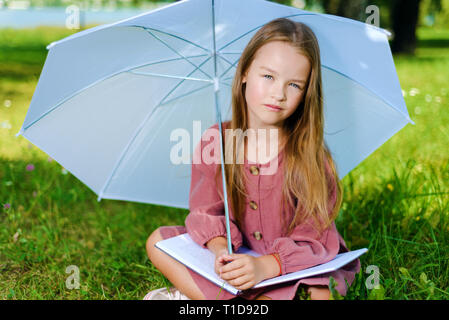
[146,227,163,259]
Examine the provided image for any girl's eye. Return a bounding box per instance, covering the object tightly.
[263,75,302,90]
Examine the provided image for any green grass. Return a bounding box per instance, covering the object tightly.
[0,26,448,300]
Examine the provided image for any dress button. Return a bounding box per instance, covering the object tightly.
[249,166,259,176]
[249,200,258,210]
[253,231,263,240]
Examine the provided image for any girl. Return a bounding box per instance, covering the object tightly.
[144,18,360,300]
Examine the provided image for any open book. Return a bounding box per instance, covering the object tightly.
[155,233,368,295]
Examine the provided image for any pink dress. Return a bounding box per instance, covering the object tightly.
[158,122,360,300]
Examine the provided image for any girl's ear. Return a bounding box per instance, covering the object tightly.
[242,71,248,84]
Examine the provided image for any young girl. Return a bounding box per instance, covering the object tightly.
[144,18,360,300]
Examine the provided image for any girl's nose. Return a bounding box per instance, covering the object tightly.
[270,83,286,101]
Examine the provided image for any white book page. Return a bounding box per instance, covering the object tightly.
[254,248,368,288]
[155,233,244,295]
[155,233,367,295]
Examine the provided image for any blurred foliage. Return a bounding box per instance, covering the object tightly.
[15,0,449,28]
[5,0,449,55]
[420,0,449,27]
[303,0,449,29]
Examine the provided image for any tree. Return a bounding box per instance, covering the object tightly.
[390,0,423,54]
[321,0,368,20]
[308,0,431,54]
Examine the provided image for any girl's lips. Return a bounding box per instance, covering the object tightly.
[265,104,282,111]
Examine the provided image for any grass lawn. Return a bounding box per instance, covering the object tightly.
[0,25,448,300]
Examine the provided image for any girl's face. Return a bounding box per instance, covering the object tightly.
[242,40,311,132]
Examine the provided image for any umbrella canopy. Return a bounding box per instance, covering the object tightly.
[17,0,413,218]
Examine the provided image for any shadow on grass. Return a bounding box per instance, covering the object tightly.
[417,38,449,48]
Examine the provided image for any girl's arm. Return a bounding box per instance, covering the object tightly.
[267,221,340,275]
[266,157,340,276]
[256,253,282,280]
[206,236,228,256]
[185,134,243,253]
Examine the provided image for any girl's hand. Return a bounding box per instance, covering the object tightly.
[214,248,232,276]
[217,254,265,291]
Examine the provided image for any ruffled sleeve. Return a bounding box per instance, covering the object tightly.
[268,156,340,275]
[185,131,243,252]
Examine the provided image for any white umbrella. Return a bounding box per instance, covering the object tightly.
[16,0,414,253]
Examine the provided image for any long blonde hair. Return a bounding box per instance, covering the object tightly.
[215,18,343,237]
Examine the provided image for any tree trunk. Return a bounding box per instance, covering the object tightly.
[322,0,368,21]
[391,0,422,54]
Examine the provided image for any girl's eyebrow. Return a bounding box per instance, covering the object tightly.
[260,66,306,83]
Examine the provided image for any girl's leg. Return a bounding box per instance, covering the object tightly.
[306,285,330,300]
[254,285,331,300]
[146,227,206,300]
[255,294,272,300]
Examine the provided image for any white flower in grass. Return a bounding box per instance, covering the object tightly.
[414,106,422,115]
[0,120,11,129]
[61,168,68,175]
[409,88,420,96]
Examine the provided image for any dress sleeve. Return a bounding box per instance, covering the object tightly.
[268,156,340,275]
[185,136,243,252]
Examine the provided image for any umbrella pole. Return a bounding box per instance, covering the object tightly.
[214,87,233,256]
[211,0,233,255]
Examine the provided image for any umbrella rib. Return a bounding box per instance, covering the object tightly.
[157,55,214,106]
[18,54,213,134]
[158,82,214,107]
[97,56,215,201]
[214,55,414,125]
[144,28,213,81]
[218,13,316,52]
[218,54,239,79]
[217,11,386,52]
[127,71,213,83]
[216,51,242,55]
[128,53,210,71]
[136,25,212,55]
[220,81,231,88]
[322,65,415,124]
[96,83,212,201]
[324,125,351,136]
